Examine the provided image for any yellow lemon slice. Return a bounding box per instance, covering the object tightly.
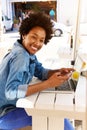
[72,71,80,81]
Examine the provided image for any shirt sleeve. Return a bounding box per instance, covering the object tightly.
[17,84,28,98]
[34,57,49,80]
[5,52,29,100]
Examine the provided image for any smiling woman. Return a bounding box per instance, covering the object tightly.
[0,12,74,129]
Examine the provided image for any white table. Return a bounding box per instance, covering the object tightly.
[16,76,87,130]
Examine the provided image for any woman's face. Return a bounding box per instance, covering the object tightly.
[22,26,46,55]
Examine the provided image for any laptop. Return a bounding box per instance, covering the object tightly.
[55,54,87,92]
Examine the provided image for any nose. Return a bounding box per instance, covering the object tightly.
[35,39,41,46]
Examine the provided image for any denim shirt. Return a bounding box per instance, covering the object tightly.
[0,40,49,107]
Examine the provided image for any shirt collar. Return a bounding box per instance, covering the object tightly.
[14,40,36,63]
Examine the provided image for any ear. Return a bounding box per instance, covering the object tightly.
[22,35,25,40]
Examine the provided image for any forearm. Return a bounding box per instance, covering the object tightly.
[26,68,73,96]
[26,80,51,96]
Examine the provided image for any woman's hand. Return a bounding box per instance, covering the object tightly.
[48,68,74,78]
[27,70,72,96]
[48,72,71,88]
[59,68,74,75]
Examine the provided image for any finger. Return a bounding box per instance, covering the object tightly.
[58,74,70,80]
[67,68,75,72]
[62,68,74,74]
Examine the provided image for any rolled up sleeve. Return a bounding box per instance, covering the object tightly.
[17,84,28,98]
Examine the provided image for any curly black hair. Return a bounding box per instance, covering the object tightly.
[19,12,53,44]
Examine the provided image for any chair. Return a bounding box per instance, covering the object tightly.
[0,107,32,130]
[64,118,75,130]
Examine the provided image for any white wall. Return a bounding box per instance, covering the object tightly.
[2,0,7,15]
[81,0,87,22]
[2,0,12,19]
[57,0,87,25]
[57,0,75,25]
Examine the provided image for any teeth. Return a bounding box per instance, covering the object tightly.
[31,46,37,51]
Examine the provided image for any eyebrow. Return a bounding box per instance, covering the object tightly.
[32,33,45,40]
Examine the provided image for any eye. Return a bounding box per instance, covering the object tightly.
[31,35,37,40]
[40,39,45,43]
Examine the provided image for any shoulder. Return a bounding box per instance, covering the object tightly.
[11,41,28,59]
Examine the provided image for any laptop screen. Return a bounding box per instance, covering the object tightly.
[73,54,86,72]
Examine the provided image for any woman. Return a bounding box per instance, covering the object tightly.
[0,12,74,129]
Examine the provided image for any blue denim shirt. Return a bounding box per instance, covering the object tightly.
[0,40,49,107]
